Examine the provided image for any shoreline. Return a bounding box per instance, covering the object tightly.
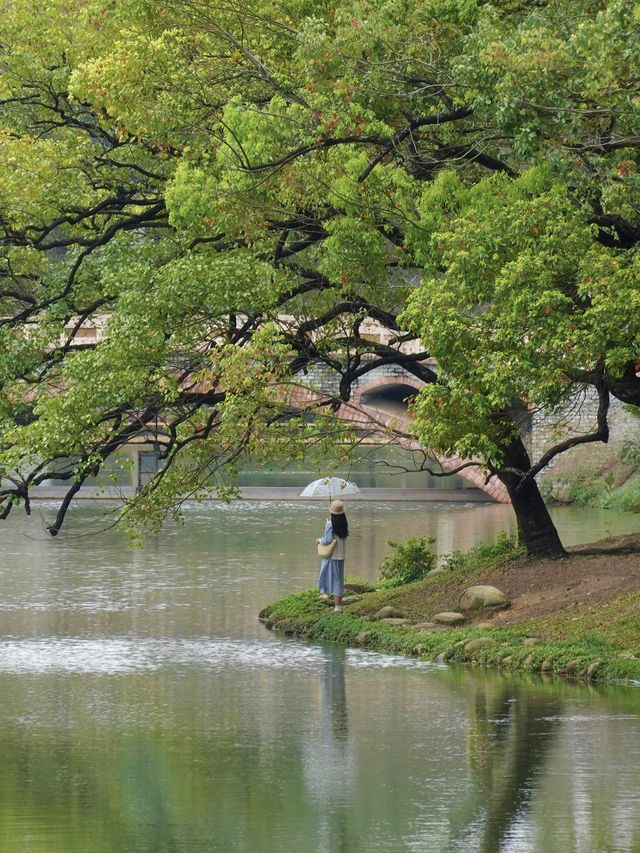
[259,533,640,686]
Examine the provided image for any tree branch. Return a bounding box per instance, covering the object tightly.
[358,106,474,182]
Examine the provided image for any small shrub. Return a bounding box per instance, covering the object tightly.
[441,531,521,572]
[377,536,437,588]
[439,549,464,572]
[479,530,520,556]
[569,480,611,506]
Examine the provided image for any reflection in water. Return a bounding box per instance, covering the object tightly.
[437,672,640,853]
[462,677,562,852]
[0,502,639,852]
[304,646,354,853]
[236,445,476,490]
[321,646,349,746]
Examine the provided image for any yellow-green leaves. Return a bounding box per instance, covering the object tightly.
[403,164,638,463]
[1,0,638,536]
[315,217,386,290]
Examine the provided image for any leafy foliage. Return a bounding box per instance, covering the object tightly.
[0,0,638,548]
[377,535,437,588]
[440,532,523,573]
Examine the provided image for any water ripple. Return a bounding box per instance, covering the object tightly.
[0,636,445,676]
[0,636,320,675]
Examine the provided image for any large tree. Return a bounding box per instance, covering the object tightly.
[401,0,640,554]
[0,0,638,555]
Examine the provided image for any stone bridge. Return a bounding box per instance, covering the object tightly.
[290,363,510,503]
[58,318,509,501]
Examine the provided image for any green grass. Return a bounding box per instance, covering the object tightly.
[259,539,640,685]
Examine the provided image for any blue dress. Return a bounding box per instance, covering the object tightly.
[317,520,346,597]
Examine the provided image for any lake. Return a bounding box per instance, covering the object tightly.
[0,498,639,852]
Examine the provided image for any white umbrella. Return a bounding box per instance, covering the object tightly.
[299,477,360,498]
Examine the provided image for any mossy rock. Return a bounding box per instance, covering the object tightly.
[374,606,405,620]
[433,611,466,625]
[344,582,375,593]
[459,585,509,613]
[354,631,371,646]
[464,637,499,657]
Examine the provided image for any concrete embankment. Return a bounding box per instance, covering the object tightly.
[27,486,494,503]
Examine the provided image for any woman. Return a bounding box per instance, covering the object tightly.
[316,499,349,612]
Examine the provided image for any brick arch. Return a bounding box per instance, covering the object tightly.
[351,376,425,407]
[343,377,510,503]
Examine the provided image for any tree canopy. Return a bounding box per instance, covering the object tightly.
[0,0,638,552]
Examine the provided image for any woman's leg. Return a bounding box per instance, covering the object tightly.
[333,560,344,611]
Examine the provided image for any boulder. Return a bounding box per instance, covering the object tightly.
[433,611,466,625]
[459,585,509,613]
[374,606,405,620]
[586,660,602,679]
[381,617,408,626]
[354,631,371,646]
[523,637,540,646]
[464,637,499,657]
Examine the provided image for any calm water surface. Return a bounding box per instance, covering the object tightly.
[1,499,639,853]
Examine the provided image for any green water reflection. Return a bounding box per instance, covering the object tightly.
[236,446,476,490]
[0,500,639,852]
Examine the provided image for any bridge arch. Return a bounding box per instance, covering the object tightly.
[345,376,509,502]
[352,376,424,413]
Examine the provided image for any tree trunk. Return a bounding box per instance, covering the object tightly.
[497,435,567,558]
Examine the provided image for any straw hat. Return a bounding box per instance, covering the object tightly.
[329,500,345,515]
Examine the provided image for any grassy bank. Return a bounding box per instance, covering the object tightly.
[259,534,640,685]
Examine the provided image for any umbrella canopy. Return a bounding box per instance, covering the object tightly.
[299,477,360,498]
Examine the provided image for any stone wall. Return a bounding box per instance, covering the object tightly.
[525,390,640,471]
[302,361,425,396]
[527,391,640,502]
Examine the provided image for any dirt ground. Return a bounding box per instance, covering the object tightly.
[471,532,640,626]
